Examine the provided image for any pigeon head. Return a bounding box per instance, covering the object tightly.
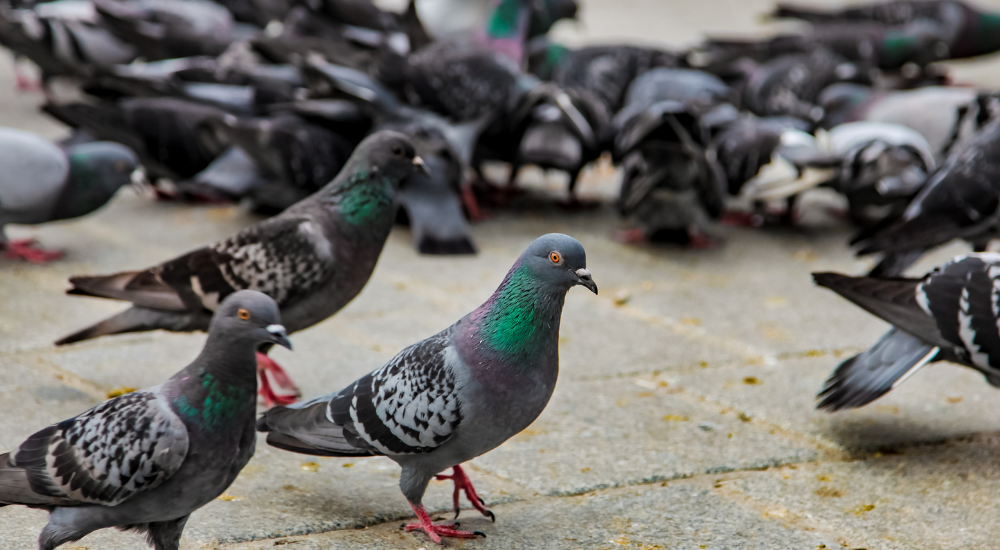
[356,130,425,183]
[210,290,292,352]
[58,142,138,220]
[517,233,597,295]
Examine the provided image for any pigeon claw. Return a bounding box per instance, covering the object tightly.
[2,239,63,263]
[405,502,485,545]
[435,464,494,522]
[256,352,300,408]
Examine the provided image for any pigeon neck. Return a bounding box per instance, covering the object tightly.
[54,153,124,220]
[972,12,1000,52]
[170,334,257,432]
[323,162,396,228]
[471,261,565,365]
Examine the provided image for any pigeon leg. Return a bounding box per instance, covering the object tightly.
[460,184,487,222]
[402,501,485,545]
[721,210,764,228]
[13,63,42,93]
[2,239,63,263]
[256,352,299,407]
[434,464,495,521]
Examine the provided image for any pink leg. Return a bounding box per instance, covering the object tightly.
[2,239,63,263]
[460,184,488,222]
[687,228,721,250]
[434,464,495,521]
[402,501,485,545]
[721,210,764,228]
[13,64,43,93]
[256,352,300,407]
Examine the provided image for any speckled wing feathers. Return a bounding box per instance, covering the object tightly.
[328,330,461,455]
[10,391,188,506]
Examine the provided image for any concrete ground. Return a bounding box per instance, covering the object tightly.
[3,1,1000,549]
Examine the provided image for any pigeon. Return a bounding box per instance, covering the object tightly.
[818,83,992,159]
[91,0,235,62]
[54,131,426,407]
[0,290,291,550]
[853,116,1000,277]
[42,97,230,183]
[812,253,1000,411]
[256,233,597,544]
[0,1,137,91]
[196,111,364,211]
[529,42,685,113]
[0,127,137,263]
[771,0,1000,61]
[739,49,866,123]
[301,58,482,249]
[613,68,731,246]
[382,119,476,255]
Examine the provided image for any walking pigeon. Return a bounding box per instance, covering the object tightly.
[813,254,1000,410]
[0,290,291,550]
[0,127,137,262]
[853,116,1000,277]
[54,131,425,407]
[257,233,597,544]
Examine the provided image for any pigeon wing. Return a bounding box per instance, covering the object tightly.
[329,330,462,455]
[10,390,188,506]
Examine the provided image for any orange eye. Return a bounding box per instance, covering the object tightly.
[237,309,251,320]
[549,251,561,264]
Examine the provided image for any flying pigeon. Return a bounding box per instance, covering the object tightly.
[0,290,290,550]
[852,115,1000,277]
[0,127,137,262]
[54,131,426,407]
[813,253,1000,410]
[257,233,597,544]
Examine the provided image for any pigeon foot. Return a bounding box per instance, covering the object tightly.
[2,239,63,263]
[257,352,300,407]
[721,210,764,228]
[461,184,488,222]
[13,67,42,93]
[435,464,495,521]
[403,502,486,545]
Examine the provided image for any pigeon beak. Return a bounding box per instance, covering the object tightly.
[413,156,429,175]
[266,324,293,350]
[575,268,598,295]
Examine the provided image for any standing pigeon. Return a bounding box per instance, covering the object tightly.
[853,116,1000,276]
[813,254,1000,410]
[257,233,597,544]
[0,290,292,550]
[54,131,425,407]
[0,127,137,262]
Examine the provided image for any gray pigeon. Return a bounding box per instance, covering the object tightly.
[257,233,597,544]
[0,290,291,550]
[813,253,1000,411]
[0,127,137,262]
[54,131,425,407]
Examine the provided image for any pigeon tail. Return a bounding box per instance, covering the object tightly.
[55,306,209,346]
[768,4,836,23]
[257,399,377,457]
[812,272,948,350]
[818,328,939,411]
[0,453,64,508]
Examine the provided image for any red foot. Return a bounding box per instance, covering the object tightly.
[402,501,486,545]
[256,352,300,407]
[721,211,764,228]
[688,230,721,250]
[461,184,487,222]
[612,228,648,245]
[2,239,63,263]
[14,67,43,93]
[435,464,495,521]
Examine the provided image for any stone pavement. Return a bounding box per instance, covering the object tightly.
[4,1,1000,549]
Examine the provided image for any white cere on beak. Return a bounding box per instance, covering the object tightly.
[266,325,286,335]
[575,268,591,279]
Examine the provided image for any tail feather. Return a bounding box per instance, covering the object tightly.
[257,399,376,458]
[768,4,836,23]
[67,271,187,311]
[812,272,949,350]
[818,328,939,411]
[55,306,210,346]
[0,453,65,508]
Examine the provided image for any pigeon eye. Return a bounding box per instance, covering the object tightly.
[237,309,251,320]
[549,252,561,264]
[391,145,404,156]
